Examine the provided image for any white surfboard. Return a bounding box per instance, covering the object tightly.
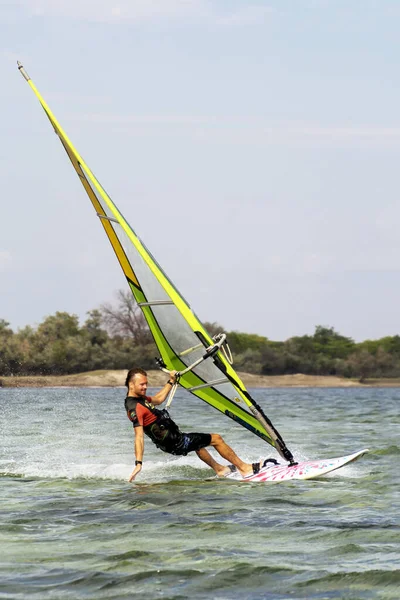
[239,449,369,482]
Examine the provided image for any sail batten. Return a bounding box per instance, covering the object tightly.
[138,301,175,306]
[188,378,229,392]
[19,62,296,463]
[97,214,119,224]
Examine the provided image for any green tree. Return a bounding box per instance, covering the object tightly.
[312,325,355,359]
[82,310,109,346]
[35,312,80,349]
[0,320,16,375]
[379,335,400,356]
[260,346,286,375]
[227,331,269,355]
[0,319,13,338]
[285,335,315,358]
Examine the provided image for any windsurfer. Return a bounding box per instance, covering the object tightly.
[125,368,269,482]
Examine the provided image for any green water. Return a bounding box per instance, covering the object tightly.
[0,387,399,599]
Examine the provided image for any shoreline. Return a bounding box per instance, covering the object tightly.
[1,370,400,388]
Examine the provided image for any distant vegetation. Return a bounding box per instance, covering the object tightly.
[2,290,400,381]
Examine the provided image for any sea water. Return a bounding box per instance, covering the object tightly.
[0,387,399,599]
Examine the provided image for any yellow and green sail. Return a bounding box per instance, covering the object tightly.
[18,62,295,463]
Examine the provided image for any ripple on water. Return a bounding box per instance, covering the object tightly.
[0,387,399,599]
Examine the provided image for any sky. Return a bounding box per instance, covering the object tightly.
[2,0,400,342]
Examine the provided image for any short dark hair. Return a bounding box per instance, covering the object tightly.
[125,368,147,388]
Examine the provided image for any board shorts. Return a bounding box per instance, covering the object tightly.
[159,432,212,456]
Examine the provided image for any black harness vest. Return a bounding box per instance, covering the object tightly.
[125,396,181,450]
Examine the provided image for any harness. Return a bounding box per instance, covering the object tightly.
[125,396,181,450]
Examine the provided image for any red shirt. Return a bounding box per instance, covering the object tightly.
[135,400,158,427]
[125,395,158,428]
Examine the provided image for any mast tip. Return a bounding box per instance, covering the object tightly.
[17,61,30,81]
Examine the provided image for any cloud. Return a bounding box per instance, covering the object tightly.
[0,251,12,271]
[30,0,206,21]
[70,112,400,148]
[13,0,274,26]
[75,113,212,125]
[267,124,400,148]
[216,5,274,27]
[261,247,400,277]
[291,125,400,140]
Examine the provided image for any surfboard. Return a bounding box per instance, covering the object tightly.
[237,449,369,482]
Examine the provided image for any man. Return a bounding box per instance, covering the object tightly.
[125,367,270,482]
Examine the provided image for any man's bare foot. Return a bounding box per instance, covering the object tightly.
[241,458,280,478]
[217,459,279,478]
[216,464,238,477]
[219,461,262,478]
[240,464,255,478]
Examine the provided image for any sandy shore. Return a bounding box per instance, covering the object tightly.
[1,370,399,388]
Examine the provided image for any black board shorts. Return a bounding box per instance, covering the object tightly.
[160,432,212,456]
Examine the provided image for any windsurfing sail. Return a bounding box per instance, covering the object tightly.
[18,62,296,465]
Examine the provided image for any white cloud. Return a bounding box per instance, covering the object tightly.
[263,248,400,276]
[291,125,400,140]
[0,251,12,271]
[15,0,208,22]
[13,0,274,26]
[216,5,274,27]
[75,113,212,125]
[70,112,400,148]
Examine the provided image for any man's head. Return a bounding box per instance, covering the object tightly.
[125,368,148,397]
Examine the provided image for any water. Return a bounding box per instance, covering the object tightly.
[0,387,399,599]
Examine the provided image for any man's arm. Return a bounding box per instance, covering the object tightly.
[128,425,144,482]
[151,371,177,405]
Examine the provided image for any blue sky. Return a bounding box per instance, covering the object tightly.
[2,0,400,341]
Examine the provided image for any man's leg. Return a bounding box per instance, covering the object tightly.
[195,447,229,476]
[208,433,255,477]
[192,433,265,477]
[195,434,256,477]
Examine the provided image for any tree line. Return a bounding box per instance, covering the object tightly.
[1,290,400,380]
